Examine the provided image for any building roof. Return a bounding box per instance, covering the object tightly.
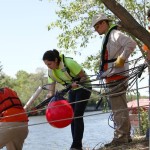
[127,99,149,109]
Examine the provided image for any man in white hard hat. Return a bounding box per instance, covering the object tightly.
[92,13,136,147]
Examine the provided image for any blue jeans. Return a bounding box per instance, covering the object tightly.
[69,88,91,149]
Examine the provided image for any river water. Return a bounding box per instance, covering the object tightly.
[2,112,114,150]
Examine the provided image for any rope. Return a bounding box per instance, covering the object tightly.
[0,85,149,122]
[0,102,149,130]
[0,87,149,126]
[0,57,148,142]
[0,111,111,130]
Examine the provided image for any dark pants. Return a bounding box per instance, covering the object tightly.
[69,88,91,149]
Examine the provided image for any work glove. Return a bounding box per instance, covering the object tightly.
[114,56,125,68]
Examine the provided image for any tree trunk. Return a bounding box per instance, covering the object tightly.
[101,0,150,50]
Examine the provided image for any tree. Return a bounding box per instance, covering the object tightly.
[0,62,16,87]
[48,0,103,51]
[13,70,48,106]
[48,0,150,71]
[101,0,150,54]
[0,61,2,73]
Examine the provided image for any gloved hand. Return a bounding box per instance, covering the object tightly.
[114,56,125,67]
[30,108,38,116]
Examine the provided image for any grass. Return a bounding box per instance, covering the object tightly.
[96,136,149,150]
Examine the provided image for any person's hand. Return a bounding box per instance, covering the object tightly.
[114,56,125,67]
[45,93,54,100]
[30,108,38,116]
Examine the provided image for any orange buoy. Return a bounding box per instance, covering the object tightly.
[46,99,73,128]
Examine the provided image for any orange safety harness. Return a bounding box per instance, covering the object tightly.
[100,25,126,83]
[100,25,118,72]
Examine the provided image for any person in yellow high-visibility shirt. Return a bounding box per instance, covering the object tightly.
[43,49,92,150]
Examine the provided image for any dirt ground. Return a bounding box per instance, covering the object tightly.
[97,136,149,150]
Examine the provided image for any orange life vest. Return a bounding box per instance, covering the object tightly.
[0,87,23,113]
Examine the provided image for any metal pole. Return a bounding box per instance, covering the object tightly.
[24,86,43,110]
[136,76,141,135]
[148,67,150,141]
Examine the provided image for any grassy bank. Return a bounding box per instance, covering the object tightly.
[97,136,149,150]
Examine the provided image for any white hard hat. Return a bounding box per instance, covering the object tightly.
[91,13,111,27]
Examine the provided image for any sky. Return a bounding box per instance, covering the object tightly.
[0,0,100,78]
[0,0,58,77]
[0,0,149,96]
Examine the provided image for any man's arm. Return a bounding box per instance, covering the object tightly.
[114,31,136,67]
[118,31,136,60]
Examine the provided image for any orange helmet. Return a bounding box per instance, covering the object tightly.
[142,44,149,52]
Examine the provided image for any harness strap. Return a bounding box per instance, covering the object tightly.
[48,70,67,86]
[103,58,117,64]
[100,25,118,72]
[48,54,78,86]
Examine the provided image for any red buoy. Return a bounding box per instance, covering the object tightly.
[46,100,74,128]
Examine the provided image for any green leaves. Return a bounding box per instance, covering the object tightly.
[47,0,150,72]
[48,0,103,51]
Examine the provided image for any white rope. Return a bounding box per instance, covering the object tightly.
[0,85,149,120]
